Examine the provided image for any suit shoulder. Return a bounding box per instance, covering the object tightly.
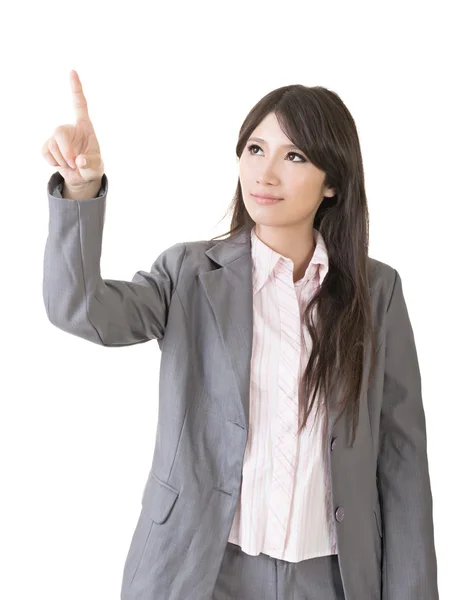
[367,255,395,282]
[160,238,212,259]
[161,238,217,280]
[367,255,398,305]
[179,238,215,267]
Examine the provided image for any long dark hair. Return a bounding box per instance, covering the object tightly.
[211,84,378,449]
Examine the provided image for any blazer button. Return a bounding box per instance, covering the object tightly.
[335,506,345,522]
[331,437,337,450]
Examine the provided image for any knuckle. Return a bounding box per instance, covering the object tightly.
[42,138,53,154]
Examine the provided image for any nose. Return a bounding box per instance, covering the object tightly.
[257,166,280,186]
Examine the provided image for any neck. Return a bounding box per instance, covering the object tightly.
[254,224,316,282]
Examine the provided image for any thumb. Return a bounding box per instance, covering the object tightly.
[76,152,103,172]
[76,154,87,168]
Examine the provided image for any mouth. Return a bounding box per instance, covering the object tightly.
[251,193,284,205]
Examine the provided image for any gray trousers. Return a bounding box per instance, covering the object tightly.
[212,541,346,600]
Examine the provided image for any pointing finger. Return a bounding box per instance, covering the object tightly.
[70,69,90,123]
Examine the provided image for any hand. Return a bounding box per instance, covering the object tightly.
[41,70,105,188]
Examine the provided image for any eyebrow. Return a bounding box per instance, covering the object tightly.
[247,137,301,150]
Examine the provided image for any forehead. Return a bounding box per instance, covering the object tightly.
[249,113,298,148]
[247,136,299,150]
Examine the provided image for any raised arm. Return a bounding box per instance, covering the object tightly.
[43,170,186,346]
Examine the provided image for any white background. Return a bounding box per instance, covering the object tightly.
[1,0,467,598]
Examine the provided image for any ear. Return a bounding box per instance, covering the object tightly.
[323,187,336,198]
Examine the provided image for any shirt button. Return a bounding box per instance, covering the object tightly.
[335,506,345,522]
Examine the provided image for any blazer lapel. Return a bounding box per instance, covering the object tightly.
[198,228,254,429]
[198,227,349,440]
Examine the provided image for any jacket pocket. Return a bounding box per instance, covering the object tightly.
[141,471,180,524]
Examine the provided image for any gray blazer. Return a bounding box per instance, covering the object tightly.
[43,171,439,600]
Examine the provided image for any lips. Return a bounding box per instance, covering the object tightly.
[251,193,284,205]
[251,193,283,200]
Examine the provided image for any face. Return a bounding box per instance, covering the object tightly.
[238,112,335,232]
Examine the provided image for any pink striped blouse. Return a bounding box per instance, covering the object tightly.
[227,225,338,562]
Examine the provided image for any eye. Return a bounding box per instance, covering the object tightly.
[246,143,306,163]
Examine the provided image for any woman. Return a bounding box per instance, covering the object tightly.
[42,70,439,599]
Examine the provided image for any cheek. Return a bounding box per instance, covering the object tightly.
[238,166,251,190]
[284,181,309,205]
[290,176,322,203]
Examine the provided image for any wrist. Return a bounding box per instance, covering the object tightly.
[63,179,102,200]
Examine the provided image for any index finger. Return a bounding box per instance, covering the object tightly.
[70,70,90,122]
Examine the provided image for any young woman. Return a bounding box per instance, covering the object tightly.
[42,70,439,600]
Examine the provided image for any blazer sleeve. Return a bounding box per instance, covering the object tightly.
[377,268,439,599]
[43,171,187,346]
